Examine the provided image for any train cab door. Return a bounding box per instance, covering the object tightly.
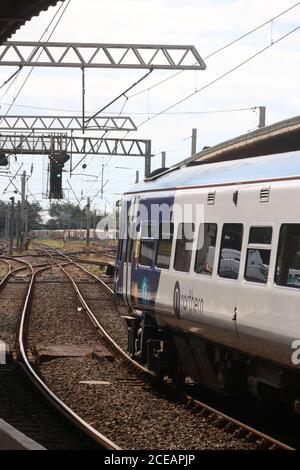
[124,197,139,309]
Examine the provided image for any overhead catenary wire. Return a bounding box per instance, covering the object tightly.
[136,24,300,128]
[70,70,151,176]
[0,0,297,124]
[0,0,72,205]
[2,2,297,116]
[2,3,299,208]
[0,102,258,115]
[84,95,134,199]
[0,0,72,187]
[128,1,300,99]
[0,1,69,99]
[85,69,153,124]
[0,0,72,121]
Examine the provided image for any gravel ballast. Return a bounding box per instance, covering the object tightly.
[27,264,257,450]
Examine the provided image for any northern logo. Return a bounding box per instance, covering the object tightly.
[173,281,181,319]
[173,282,203,318]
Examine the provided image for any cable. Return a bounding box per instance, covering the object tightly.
[136,24,300,128]
[86,69,153,124]
[71,69,148,175]
[129,1,300,99]
[0,1,67,100]
[0,1,72,201]
[0,102,256,115]
[0,2,297,117]
[0,0,71,120]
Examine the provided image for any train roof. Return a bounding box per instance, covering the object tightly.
[127,151,300,194]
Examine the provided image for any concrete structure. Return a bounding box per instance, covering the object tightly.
[0,419,45,450]
[0,1,62,44]
[179,115,300,167]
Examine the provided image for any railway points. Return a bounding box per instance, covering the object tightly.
[0,238,296,451]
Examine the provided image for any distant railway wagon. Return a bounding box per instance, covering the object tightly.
[30,229,118,241]
[115,150,300,414]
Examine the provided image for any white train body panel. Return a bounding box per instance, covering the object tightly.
[152,180,300,369]
[115,152,300,385]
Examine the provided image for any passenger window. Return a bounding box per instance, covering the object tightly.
[194,223,217,275]
[141,222,157,238]
[174,223,195,273]
[218,224,243,280]
[245,249,270,284]
[249,226,272,244]
[245,226,272,284]
[156,222,174,270]
[275,224,300,288]
[139,240,154,267]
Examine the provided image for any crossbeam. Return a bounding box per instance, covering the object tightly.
[0,133,151,157]
[0,115,137,132]
[0,41,206,70]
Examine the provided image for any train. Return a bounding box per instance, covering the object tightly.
[29,229,118,241]
[115,150,300,413]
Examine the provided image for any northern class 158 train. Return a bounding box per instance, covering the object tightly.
[115,150,300,413]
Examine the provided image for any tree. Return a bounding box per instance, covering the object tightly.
[0,201,8,237]
[27,202,43,230]
[0,199,43,237]
[46,201,104,230]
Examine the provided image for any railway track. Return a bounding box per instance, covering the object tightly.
[37,245,292,451]
[0,254,119,450]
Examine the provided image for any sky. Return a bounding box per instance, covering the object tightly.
[0,0,299,216]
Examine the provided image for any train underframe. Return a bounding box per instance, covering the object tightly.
[124,311,300,414]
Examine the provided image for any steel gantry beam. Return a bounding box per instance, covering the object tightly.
[0,133,151,156]
[0,41,206,70]
[0,133,153,176]
[0,115,137,132]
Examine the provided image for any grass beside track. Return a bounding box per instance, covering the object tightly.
[0,262,7,278]
[36,240,114,276]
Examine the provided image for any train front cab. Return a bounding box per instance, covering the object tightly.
[114,196,179,379]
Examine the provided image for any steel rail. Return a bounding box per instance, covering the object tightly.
[0,255,59,288]
[0,256,34,290]
[17,261,120,450]
[42,245,294,451]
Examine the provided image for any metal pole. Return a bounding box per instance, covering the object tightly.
[24,198,28,242]
[20,171,26,251]
[144,141,152,178]
[191,128,197,156]
[135,170,139,184]
[258,106,266,128]
[161,151,166,169]
[86,197,90,247]
[116,200,120,239]
[82,67,85,134]
[4,205,9,242]
[8,197,15,256]
[93,209,97,243]
[16,201,21,253]
[101,163,104,199]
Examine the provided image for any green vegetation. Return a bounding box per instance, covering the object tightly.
[47,202,103,230]
[37,239,65,249]
[0,200,43,238]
